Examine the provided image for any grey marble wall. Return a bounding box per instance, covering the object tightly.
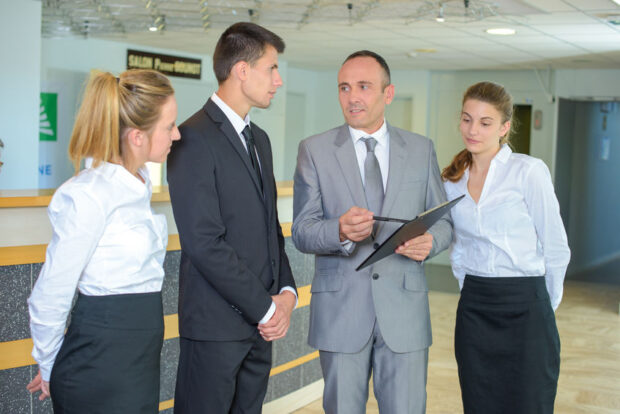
[0,263,54,413]
[0,237,320,413]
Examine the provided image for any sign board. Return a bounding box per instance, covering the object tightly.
[127,49,202,80]
[40,93,58,141]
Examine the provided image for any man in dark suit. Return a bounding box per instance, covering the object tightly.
[167,22,297,413]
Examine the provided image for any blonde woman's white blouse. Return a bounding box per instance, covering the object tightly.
[28,161,167,381]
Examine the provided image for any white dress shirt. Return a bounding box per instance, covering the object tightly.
[28,161,168,381]
[341,121,390,251]
[211,92,297,323]
[444,145,570,310]
[349,120,390,191]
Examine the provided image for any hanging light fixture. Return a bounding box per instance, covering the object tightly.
[199,0,210,32]
[406,0,499,24]
[149,14,165,32]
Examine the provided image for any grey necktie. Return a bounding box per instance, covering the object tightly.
[361,137,384,215]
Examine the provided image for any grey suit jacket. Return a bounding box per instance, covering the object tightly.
[292,123,452,354]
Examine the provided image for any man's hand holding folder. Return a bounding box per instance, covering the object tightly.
[394,232,434,261]
[373,215,434,261]
[356,195,465,270]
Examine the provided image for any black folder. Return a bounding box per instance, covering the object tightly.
[356,195,464,271]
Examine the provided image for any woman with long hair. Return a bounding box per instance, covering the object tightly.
[442,81,570,414]
[26,69,180,413]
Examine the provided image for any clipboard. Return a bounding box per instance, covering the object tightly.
[356,195,464,271]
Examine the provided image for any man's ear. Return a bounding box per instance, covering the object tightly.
[233,60,249,81]
[384,84,395,105]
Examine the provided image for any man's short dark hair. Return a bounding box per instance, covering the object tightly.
[213,22,285,84]
[343,50,391,89]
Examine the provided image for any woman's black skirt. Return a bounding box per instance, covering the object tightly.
[50,291,164,414]
[455,275,560,414]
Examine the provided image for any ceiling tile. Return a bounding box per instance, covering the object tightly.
[38,0,620,71]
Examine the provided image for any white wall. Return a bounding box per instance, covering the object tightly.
[250,60,288,181]
[556,69,620,99]
[40,37,296,184]
[428,70,557,173]
[41,37,216,128]
[0,0,41,189]
[390,70,431,137]
[40,37,216,186]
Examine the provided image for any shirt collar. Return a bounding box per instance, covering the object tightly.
[494,143,512,164]
[211,92,250,135]
[83,157,150,194]
[348,120,388,148]
[461,144,512,186]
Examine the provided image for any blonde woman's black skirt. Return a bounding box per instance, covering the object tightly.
[50,291,164,414]
[455,275,560,414]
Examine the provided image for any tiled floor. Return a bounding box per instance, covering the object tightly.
[293,278,620,414]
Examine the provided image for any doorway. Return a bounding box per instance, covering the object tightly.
[511,104,532,154]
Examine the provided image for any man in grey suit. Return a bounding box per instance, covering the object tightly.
[292,50,452,413]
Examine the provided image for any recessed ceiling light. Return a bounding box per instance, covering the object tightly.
[486,28,516,35]
[407,51,418,58]
[613,0,620,6]
[414,48,437,53]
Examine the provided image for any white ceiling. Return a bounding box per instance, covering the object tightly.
[42,0,620,70]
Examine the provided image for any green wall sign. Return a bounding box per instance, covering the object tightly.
[40,92,57,141]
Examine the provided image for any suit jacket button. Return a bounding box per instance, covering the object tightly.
[373,243,380,249]
[372,273,379,280]
[271,259,276,267]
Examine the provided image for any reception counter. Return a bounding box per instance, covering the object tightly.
[0,183,323,413]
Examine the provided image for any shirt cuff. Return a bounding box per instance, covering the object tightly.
[280,286,298,309]
[258,286,298,324]
[341,239,355,253]
[39,364,52,382]
[258,302,276,325]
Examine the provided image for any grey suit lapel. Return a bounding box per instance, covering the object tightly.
[334,125,367,209]
[382,123,407,216]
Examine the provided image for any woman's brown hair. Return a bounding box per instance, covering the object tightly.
[441,81,514,182]
[68,69,174,172]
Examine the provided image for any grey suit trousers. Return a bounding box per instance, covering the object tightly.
[319,321,428,414]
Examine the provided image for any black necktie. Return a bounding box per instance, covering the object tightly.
[241,125,263,192]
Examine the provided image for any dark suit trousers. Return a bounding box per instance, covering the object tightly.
[174,332,272,414]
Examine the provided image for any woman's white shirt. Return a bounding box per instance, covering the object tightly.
[28,161,168,381]
[444,145,570,310]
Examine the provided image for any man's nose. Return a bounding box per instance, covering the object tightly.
[273,70,283,88]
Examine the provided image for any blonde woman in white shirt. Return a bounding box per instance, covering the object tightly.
[26,69,180,413]
[442,81,570,414]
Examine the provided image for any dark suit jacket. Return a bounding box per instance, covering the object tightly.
[167,98,296,341]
